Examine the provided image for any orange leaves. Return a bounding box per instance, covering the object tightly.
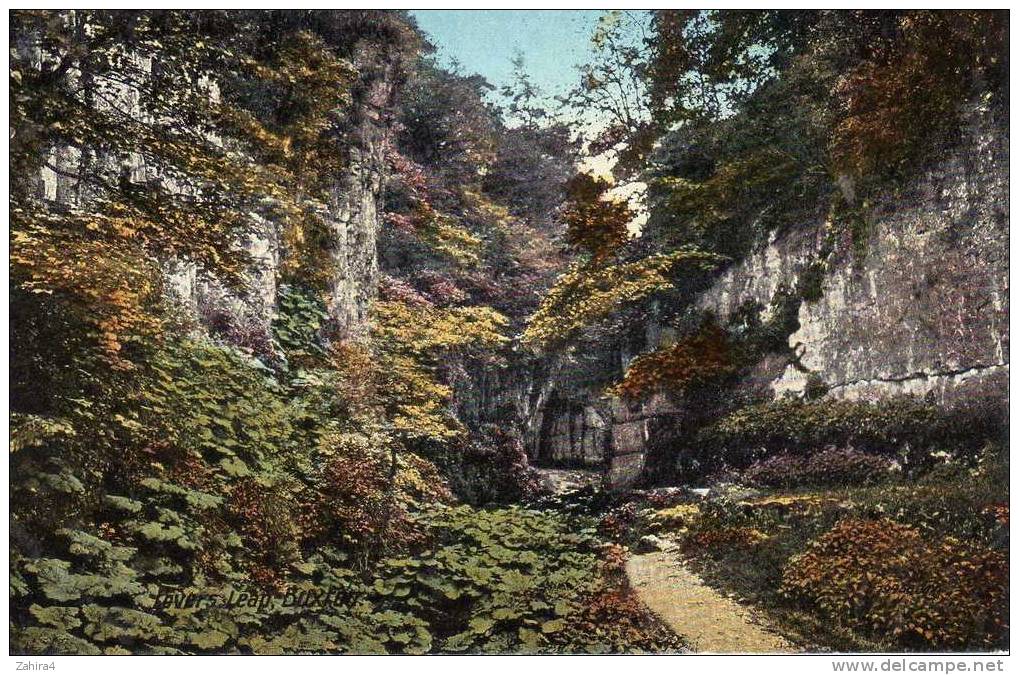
[685,526,769,551]
[611,321,734,400]
[11,209,162,369]
[782,518,1008,649]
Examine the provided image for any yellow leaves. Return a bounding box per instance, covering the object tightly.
[370,298,508,444]
[522,248,723,351]
[654,147,798,238]
[424,216,483,267]
[403,202,484,268]
[373,300,508,356]
[650,503,701,533]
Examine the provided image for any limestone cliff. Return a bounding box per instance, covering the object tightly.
[165,41,397,346]
[698,106,1008,407]
[525,106,1009,487]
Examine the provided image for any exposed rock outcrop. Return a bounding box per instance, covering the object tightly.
[528,106,1009,488]
[700,105,1008,407]
[167,43,396,345]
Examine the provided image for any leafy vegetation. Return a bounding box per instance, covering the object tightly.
[783,519,1007,650]
[691,397,1005,478]
[12,503,680,654]
[599,443,1008,651]
[611,320,735,400]
[9,8,1009,656]
[738,448,897,489]
[522,249,722,352]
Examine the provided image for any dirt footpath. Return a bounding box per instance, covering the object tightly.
[626,549,796,653]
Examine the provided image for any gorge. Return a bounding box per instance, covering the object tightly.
[10,9,1009,655]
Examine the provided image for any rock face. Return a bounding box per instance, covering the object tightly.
[36,37,394,348]
[455,357,611,467]
[166,45,395,346]
[699,107,1008,406]
[532,107,1009,488]
[537,398,610,466]
[323,41,398,339]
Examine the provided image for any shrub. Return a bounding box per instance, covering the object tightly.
[685,526,769,551]
[802,373,829,401]
[797,262,826,303]
[649,503,701,533]
[309,430,450,559]
[844,444,1010,546]
[741,447,896,489]
[598,502,644,543]
[696,397,1004,473]
[227,478,301,588]
[271,284,328,364]
[782,518,1008,650]
[425,425,545,505]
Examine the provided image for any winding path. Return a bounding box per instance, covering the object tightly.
[626,548,795,653]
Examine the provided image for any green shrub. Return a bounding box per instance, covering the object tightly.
[796,262,826,303]
[271,285,329,365]
[695,396,1004,474]
[835,444,1009,545]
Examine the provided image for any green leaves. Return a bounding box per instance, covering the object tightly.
[540,619,566,634]
[29,604,82,631]
[188,629,230,650]
[61,529,135,561]
[272,285,328,362]
[218,457,251,478]
[22,557,145,603]
[104,494,144,513]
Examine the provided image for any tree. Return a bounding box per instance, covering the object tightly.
[563,10,655,174]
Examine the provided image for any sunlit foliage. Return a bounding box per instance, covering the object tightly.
[522,249,722,351]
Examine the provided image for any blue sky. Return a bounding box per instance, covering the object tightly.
[410,10,609,104]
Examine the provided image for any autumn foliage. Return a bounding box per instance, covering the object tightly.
[830,11,1007,177]
[612,322,734,400]
[563,173,632,260]
[782,519,1008,649]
